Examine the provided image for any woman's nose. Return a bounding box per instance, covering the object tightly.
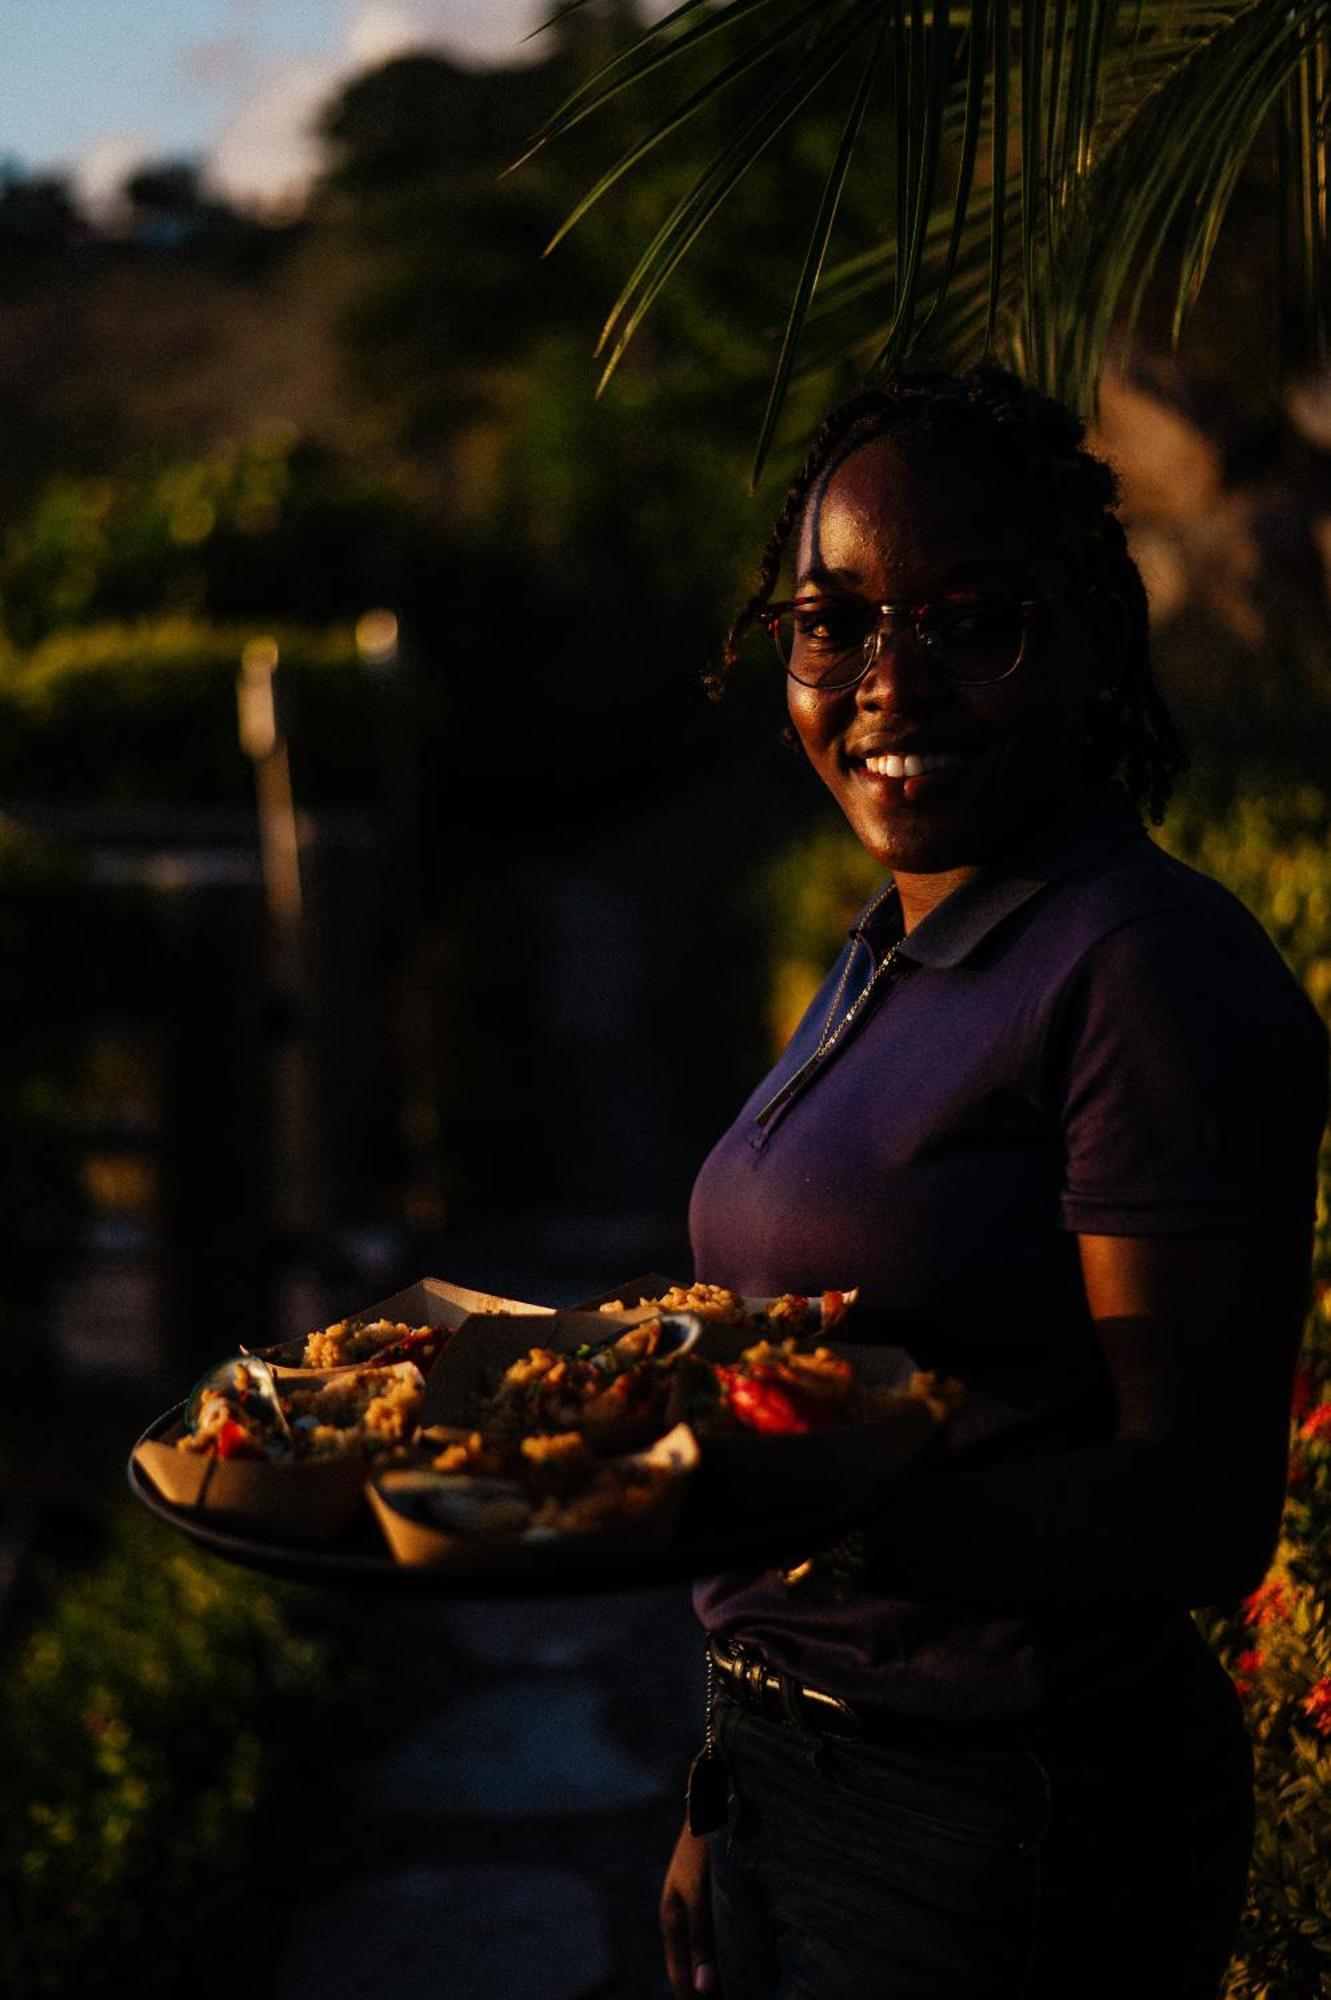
[854,624,948,709]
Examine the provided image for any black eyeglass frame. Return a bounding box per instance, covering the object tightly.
[764,592,1048,692]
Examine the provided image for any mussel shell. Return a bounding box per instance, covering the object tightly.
[655,1312,704,1359]
[576,1311,703,1367]
[184,1353,293,1449]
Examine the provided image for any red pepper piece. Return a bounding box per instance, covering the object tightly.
[716,1367,813,1435]
[213,1417,263,1460]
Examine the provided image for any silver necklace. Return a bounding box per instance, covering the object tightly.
[813,884,906,1061]
[753,883,906,1135]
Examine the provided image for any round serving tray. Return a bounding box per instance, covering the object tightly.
[126,1404,878,1597]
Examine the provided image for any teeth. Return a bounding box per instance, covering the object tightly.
[862,751,964,780]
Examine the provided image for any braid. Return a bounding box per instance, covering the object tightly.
[710,364,1187,823]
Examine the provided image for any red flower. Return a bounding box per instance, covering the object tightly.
[1299,1403,1331,1444]
[1299,1678,1331,1737]
[1291,1364,1318,1423]
[1233,1648,1264,1698]
[1243,1578,1291,1629]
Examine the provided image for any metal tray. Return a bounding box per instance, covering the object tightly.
[126,1404,878,1597]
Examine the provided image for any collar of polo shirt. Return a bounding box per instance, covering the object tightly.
[852,783,1147,971]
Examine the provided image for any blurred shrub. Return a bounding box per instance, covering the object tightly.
[0,439,412,647]
[1158,780,1331,1005]
[0,1510,347,1997]
[762,781,1331,1997]
[0,822,89,1336]
[0,617,384,806]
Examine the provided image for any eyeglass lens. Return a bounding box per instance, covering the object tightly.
[776,600,1028,688]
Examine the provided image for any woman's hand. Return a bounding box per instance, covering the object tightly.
[661,1815,717,1997]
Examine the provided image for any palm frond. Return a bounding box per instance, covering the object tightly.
[528,0,1331,451]
[592,3,883,390]
[538,0,836,251]
[751,17,891,486]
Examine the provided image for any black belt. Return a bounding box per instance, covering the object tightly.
[708,1637,1021,1748]
[709,1637,864,1739]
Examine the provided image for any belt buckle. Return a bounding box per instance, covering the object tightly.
[794,1682,862,1739]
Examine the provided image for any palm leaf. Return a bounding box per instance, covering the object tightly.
[592,3,882,390]
[528,0,1331,448]
[538,0,835,253]
[750,17,891,487]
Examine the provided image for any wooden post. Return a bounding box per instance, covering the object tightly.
[237,637,325,1276]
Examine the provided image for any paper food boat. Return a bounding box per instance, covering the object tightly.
[367,1422,700,1570]
[259,1277,554,1376]
[571,1275,860,1332]
[132,1419,371,1545]
[686,1332,940,1521]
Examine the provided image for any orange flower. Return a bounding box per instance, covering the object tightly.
[1299,1678,1331,1738]
[1299,1403,1331,1444]
[1243,1577,1292,1628]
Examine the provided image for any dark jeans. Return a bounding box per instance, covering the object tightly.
[708,1672,1254,1999]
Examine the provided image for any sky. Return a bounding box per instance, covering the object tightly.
[0,0,554,213]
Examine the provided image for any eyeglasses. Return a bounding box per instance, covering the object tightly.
[765,592,1045,691]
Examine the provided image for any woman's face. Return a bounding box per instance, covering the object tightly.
[786,434,1105,877]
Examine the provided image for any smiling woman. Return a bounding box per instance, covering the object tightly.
[661,368,1328,2000]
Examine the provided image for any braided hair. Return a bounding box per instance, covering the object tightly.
[710,364,1186,824]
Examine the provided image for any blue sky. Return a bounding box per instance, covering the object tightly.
[1,1,548,208]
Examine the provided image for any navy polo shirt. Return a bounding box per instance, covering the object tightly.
[690,784,1328,1720]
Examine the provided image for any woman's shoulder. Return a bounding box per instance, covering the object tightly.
[1031,821,1316,1007]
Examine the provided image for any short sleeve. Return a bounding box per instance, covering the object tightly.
[1048,905,1328,1235]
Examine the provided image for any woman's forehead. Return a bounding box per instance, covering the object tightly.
[796,432,1048,587]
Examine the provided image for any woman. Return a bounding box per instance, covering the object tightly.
[659,368,1328,2000]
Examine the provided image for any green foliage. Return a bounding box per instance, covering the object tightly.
[762,783,1331,1995]
[536,0,1331,475]
[1158,779,1331,1010]
[0,437,413,648]
[0,617,384,807]
[0,1510,346,1998]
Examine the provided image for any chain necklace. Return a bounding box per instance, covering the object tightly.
[754,883,907,1134]
[814,936,905,1060]
[813,881,906,1061]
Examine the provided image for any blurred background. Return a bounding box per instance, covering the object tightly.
[2,3,1330,1995]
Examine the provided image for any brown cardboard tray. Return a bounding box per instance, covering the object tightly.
[127,1400,901,1596]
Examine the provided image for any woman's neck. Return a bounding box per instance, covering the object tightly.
[892,865,979,934]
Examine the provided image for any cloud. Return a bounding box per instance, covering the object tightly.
[204,0,547,211]
[364,1,551,66]
[344,1,438,69]
[72,133,155,220]
[207,56,338,213]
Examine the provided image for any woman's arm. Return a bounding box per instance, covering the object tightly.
[860,1225,1313,1613]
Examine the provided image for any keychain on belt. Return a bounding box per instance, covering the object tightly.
[686,1646,729,1835]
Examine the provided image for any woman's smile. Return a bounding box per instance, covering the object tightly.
[786,434,1103,901]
